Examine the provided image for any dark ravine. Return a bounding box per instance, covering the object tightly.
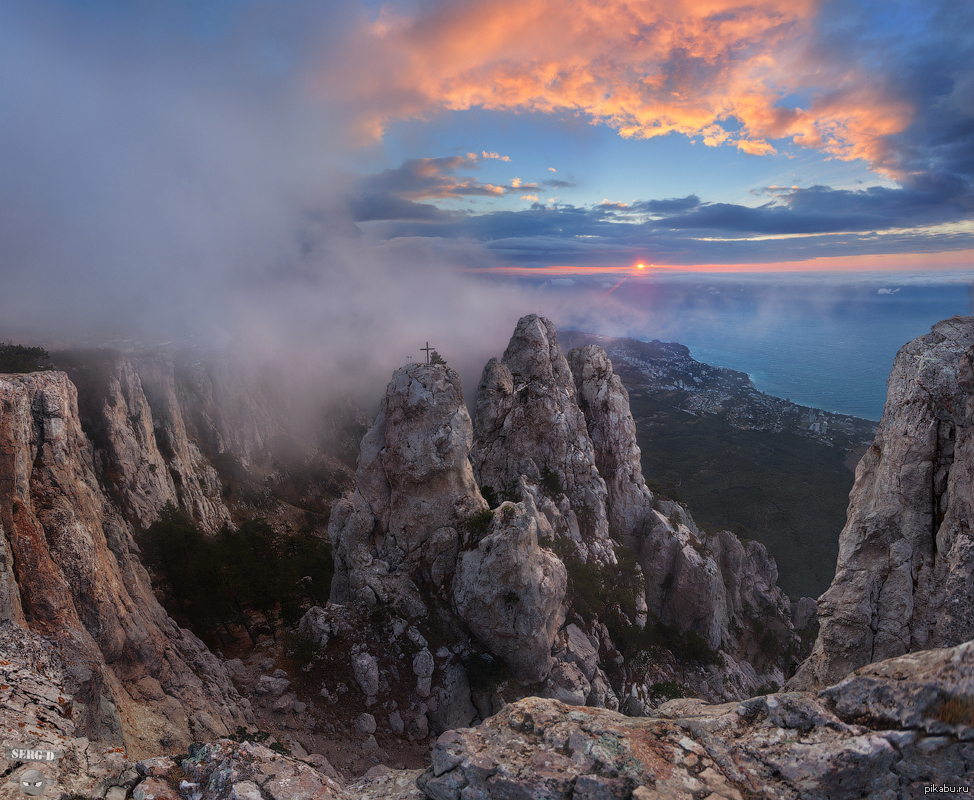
[0,315,972,799]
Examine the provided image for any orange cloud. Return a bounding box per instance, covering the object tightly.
[325,0,915,176]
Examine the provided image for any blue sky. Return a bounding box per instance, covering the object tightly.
[0,0,972,378]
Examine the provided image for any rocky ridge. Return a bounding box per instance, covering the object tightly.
[5,627,969,799]
[322,315,798,740]
[419,640,974,800]
[791,315,974,690]
[1,315,973,798]
[0,372,250,757]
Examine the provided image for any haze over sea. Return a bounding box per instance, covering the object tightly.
[597,275,974,421]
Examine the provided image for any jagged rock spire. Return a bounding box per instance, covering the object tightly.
[790,315,974,690]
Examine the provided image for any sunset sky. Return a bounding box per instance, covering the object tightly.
[339,0,974,273]
[1,0,972,355]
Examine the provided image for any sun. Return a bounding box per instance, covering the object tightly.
[636,263,646,270]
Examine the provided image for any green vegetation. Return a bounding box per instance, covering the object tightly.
[539,465,565,497]
[610,617,724,667]
[556,542,645,623]
[463,508,494,547]
[649,681,686,702]
[0,343,50,373]
[480,485,500,509]
[630,392,856,598]
[429,349,447,365]
[553,537,726,666]
[139,504,333,647]
[228,726,290,755]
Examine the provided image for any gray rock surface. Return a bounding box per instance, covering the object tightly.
[567,344,658,539]
[472,315,615,564]
[453,493,567,683]
[352,653,380,699]
[0,373,246,757]
[329,363,487,611]
[568,341,795,683]
[179,740,347,800]
[419,640,974,800]
[104,353,233,533]
[791,316,974,690]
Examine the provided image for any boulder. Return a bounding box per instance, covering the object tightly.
[453,495,567,684]
[352,653,380,698]
[419,640,974,800]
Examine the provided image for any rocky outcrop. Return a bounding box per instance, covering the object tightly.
[453,490,567,683]
[328,363,487,612]
[790,316,974,690]
[178,740,347,800]
[564,331,795,696]
[322,317,797,725]
[0,622,131,800]
[419,640,974,800]
[472,316,615,565]
[567,344,657,539]
[0,372,248,758]
[106,353,233,533]
[327,363,568,688]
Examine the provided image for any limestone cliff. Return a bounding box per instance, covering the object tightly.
[472,317,795,699]
[790,315,974,690]
[326,316,797,718]
[327,363,568,690]
[329,363,488,610]
[0,372,249,758]
[472,316,616,565]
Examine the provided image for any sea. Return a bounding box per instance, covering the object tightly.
[611,276,974,421]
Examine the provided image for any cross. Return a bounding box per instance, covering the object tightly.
[421,342,433,364]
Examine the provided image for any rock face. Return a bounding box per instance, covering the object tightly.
[328,363,487,612]
[419,640,974,800]
[562,326,796,696]
[472,316,615,565]
[453,490,567,683]
[0,622,130,800]
[328,362,568,689]
[0,372,247,757]
[109,353,234,532]
[326,316,797,710]
[790,316,974,690]
[567,344,657,539]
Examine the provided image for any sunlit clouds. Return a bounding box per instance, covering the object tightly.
[329,0,916,176]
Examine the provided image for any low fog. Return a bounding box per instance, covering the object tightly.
[0,3,558,410]
[3,4,969,426]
